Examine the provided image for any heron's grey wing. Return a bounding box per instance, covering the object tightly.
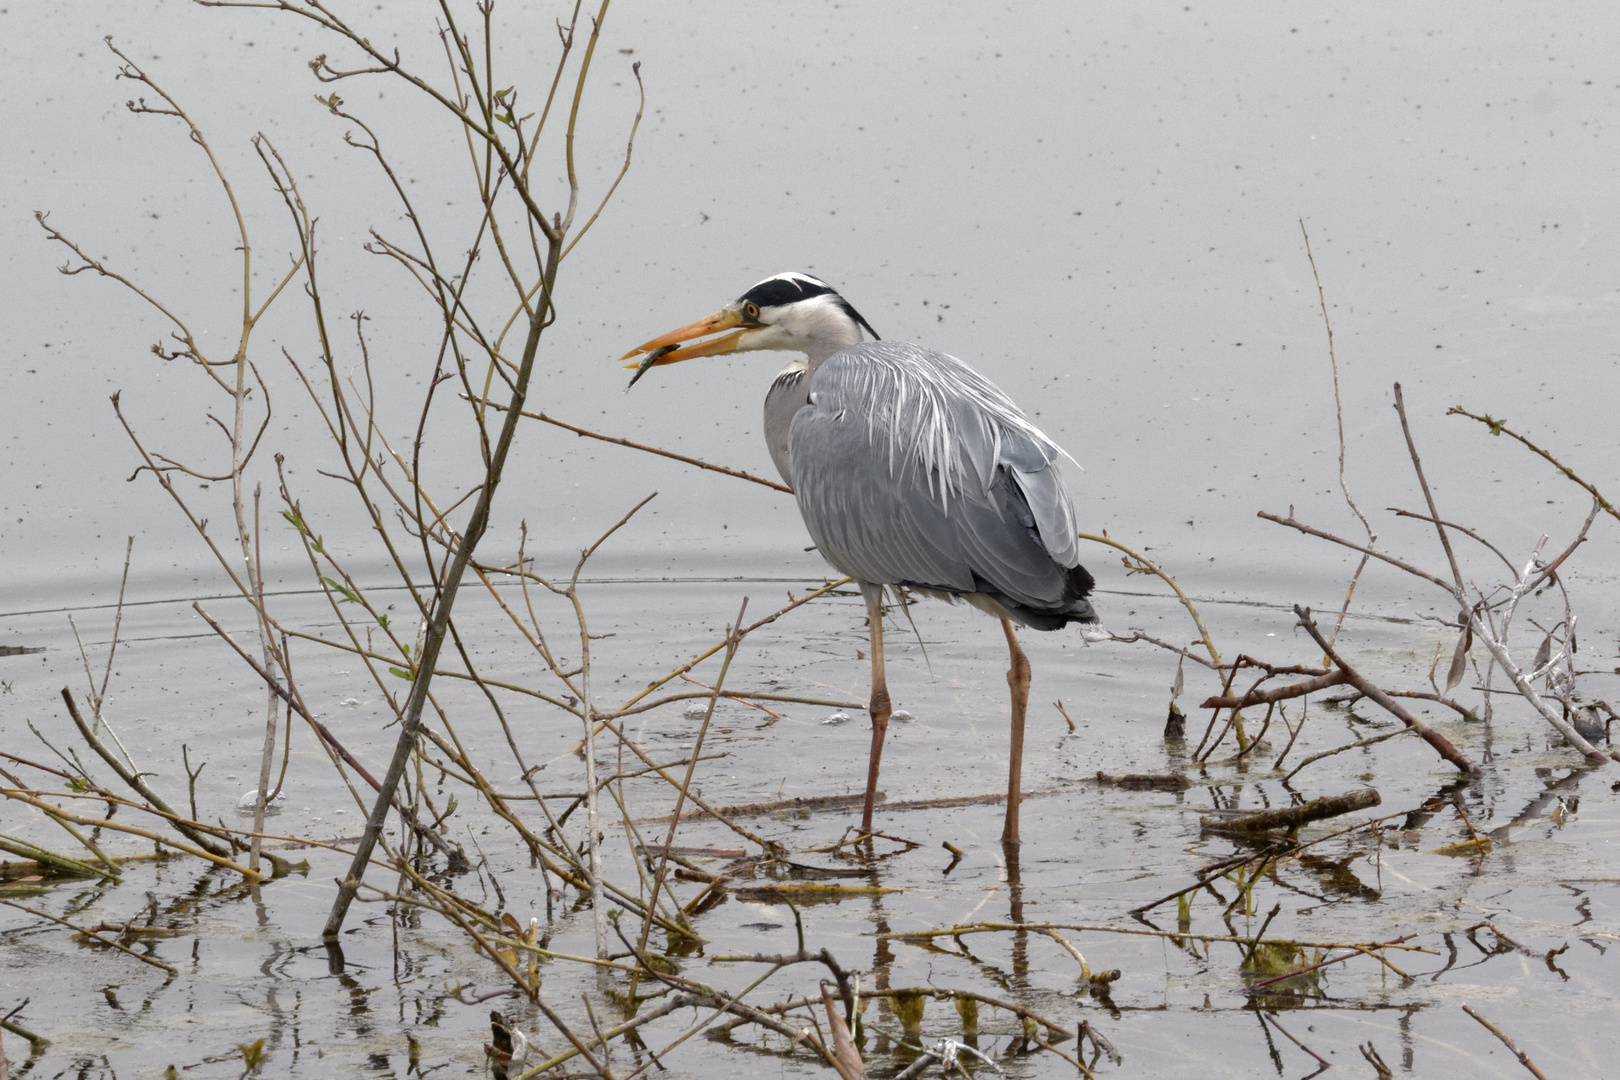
[762,360,808,488]
[789,343,1087,613]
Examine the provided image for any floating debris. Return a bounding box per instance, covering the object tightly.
[683,702,709,719]
[891,709,916,723]
[735,882,901,901]
[821,712,851,726]
[0,645,46,657]
[236,790,285,816]
[1201,788,1380,834]
[1097,770,1193,792]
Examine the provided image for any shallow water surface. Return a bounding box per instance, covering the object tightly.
[5,577,1620,1077]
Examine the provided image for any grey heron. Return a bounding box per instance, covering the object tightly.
[622,273,1096,845]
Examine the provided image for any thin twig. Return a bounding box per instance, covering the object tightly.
[1262,1010,1332,1073]
[1282,726,1414,784]
[1300,220,1376,650]
[1294,607,1480,775]
[1393,382,1466,607]
[0,898,177,976]
[1447,406,1620,524]
[1461,1005,1550,1080]
[1260,511,1454,592]
[881,921,1432,954]
[483,400,793,493]
[634,597,750,986]
[1242,935,1417,992]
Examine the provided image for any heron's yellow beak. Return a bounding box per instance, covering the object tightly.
[620,308,749,387]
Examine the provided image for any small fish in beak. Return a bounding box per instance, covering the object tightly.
[626,344,680,390]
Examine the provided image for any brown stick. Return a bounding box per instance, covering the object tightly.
[1294,607,1481,775]
[881,920,1434,953]
[1201,788,1380,834]
[1095,771,1194,792]
[1260,512,1455,592]
[1243,935,1417,992]
[1461,1005,1550,1080]
[1389,506,1517,574]
[191,604,457,856]
[1393,383,1467,603]
[60,688,235,858]
[1282,726,1415,784]
[1300,220,1378,654]
[0,898,178,976]
[634,598,748,985]
[487,401,793,493]
[1447,406,1620,524]
[820,984,866,1080]
[1200,669,1347,710]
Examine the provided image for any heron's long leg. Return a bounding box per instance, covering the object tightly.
[1000,617,1031,845]
[860,582,892,834]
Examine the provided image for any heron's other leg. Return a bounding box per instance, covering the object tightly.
[860,582,892,834]
[1000,617,1031,845]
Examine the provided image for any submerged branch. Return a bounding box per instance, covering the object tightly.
[1294,607,1481,775]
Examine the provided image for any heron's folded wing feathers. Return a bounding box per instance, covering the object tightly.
[790,343,1084,611]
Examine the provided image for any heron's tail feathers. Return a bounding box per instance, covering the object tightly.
[952,562,1096,632]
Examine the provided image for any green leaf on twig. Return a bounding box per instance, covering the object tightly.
[237,1037,267,1071]
[320,576,360,604]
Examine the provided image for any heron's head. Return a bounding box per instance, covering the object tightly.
[622,272,880,386]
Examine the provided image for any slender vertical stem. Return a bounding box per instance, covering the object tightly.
[323,233,563,940]
[633,599,748,991]
[249,485,276,874]
[581,637,606,961]
[1392,383,1465,608]
[1300,220,1375,649]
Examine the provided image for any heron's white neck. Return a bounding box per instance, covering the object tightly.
[780,294,867,368]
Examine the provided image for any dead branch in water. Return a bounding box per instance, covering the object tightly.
[1462,1005,1551,1080]
[1096,771,1194,792]
[1293,607,1480,775]
[1200,788,1380,834]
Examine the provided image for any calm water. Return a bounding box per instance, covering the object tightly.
[4,1,1620,1076]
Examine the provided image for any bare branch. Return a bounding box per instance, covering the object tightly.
[1294,606,1481,775]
